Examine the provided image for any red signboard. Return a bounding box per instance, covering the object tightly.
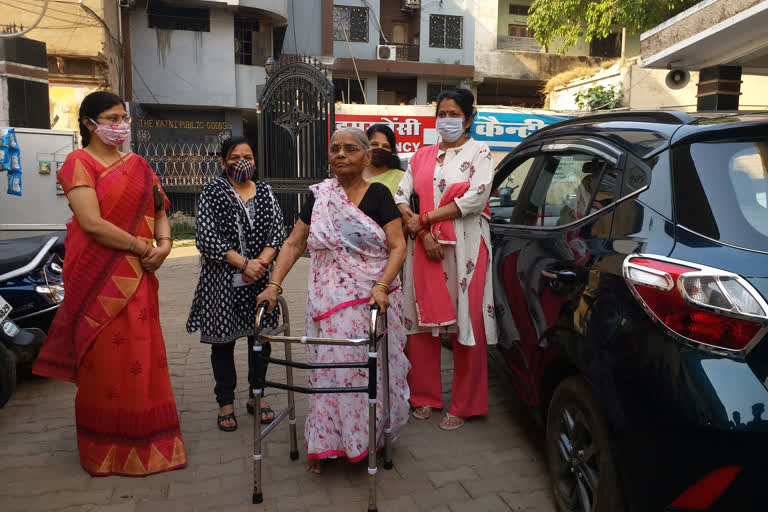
[334,114,438,154]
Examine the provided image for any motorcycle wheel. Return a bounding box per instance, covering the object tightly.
[0,343,17,408]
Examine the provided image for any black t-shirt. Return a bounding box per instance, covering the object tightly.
[299,182,401,227]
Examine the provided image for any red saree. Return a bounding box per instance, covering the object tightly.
[34,149,187,476]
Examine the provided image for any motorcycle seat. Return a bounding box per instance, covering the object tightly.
[0,233,64,277]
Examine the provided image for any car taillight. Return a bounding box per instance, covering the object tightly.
[623,256,767,352]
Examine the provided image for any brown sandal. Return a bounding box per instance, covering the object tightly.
[412,405,433,420]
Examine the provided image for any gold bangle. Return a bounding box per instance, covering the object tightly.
[373,282,389,293]
[267,281,283,294]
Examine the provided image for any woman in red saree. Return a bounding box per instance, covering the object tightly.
[33,92,187,476]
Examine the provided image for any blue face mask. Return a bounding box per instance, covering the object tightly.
[436,117,465,143]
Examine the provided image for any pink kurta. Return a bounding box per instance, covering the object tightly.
[304,179,410,461]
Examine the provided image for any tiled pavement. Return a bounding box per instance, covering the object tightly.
[0,246,556,512]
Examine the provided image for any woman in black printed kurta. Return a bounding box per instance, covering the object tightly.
[186,137,285,432]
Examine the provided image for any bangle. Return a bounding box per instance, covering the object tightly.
[373,282,389,293]
[157,236,172,243]
[419,212,431,228]
[241,258,249,272]
[256,257,269,266]
[416,229,430,241]
[128,236,137,254]
[142,241,152,257]
[267,281,283,294]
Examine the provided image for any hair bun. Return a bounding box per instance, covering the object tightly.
[455,88,474,103]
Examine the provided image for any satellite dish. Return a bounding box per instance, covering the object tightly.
[665,69,690,90]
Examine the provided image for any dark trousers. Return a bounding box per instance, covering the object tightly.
[210,337,271,407]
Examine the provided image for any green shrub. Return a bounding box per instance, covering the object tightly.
[575,84,623,111]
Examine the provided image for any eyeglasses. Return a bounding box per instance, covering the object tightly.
[329,144,363,155]
[97,115,132,124]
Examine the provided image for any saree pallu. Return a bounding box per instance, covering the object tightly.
[34,150,186,476]
[304,179,410,461]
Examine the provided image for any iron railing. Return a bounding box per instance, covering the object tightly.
[380,40,420,62]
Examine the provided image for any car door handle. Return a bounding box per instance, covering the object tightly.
[541,269,578,281]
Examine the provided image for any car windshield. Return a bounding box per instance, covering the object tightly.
[676,137,768,252]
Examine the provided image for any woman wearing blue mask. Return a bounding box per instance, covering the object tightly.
[186,137,285,432]
[394,88,497,431]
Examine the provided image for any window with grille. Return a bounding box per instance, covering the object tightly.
[333,5,368,42]
[333,78,365,104]
[235,16,269,66]
[508,24,534,38]
[429,15,462,49]
[509,4,529,16]
[427,83,457,104]
[148,2,210,32]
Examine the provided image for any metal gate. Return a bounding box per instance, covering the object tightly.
[257,56,335,227]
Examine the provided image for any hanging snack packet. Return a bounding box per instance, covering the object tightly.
[7,170,22,196]
[8,129,18,149]
[0,128,10,148]
[10,149,21,171]
[0,147,9,171]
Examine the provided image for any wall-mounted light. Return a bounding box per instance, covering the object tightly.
[265,57,276,77]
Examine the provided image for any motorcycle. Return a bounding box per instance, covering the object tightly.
[0,232,66,406]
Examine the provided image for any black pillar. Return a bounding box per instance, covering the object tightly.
[697,65,742,112]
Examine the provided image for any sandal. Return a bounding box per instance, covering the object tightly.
[439,413,464,431]
[217,412,238,432]
[247,400,276,424]
[412,405,433,420]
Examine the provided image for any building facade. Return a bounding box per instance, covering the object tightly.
[283,0,475,105]
[123,0,288,214]
[473,0,641,106]
[4,0,122,131]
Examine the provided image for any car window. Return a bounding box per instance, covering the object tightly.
[514,152,618,227]
[490,156,535,223]
[674,138,768,251]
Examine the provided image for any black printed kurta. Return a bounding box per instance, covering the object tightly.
[186,177,284,344]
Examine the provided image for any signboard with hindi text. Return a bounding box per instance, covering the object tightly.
[472,111,571,151]
[334,104,572,155]
[334,114,437,154]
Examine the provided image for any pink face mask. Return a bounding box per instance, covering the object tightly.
[90,118,131,146]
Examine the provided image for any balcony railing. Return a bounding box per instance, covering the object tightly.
[497,36,544,53]
[380,41,420,62]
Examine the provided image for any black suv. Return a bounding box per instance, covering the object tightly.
[489,111,768,512]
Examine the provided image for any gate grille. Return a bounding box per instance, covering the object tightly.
[258,56,335,227]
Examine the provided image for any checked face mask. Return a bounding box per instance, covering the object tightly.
[226,158,255,183]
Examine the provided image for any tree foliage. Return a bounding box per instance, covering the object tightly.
[527,0,701,54]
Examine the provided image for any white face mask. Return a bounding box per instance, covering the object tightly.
[436,117,465,143]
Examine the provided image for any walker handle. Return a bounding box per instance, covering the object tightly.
[369,304,382,344]
[255,301,270,329]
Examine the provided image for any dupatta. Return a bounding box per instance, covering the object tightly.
[34,151,163,383]
[306,179,399,321]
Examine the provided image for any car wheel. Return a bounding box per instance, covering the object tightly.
[546,376,624,512]
[0,343,17,408]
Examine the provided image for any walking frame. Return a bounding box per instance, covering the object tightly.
[251,297,394,511]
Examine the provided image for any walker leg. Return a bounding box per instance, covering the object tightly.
[252,386,263,504]
[380,315,393,470]
[285,342,299,461]
[367,400,377,512]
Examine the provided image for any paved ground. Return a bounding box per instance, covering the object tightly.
[0,246,556,512]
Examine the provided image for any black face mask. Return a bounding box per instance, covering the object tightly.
[370,148,392,168]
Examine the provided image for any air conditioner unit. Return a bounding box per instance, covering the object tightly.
[119,0,136,8]
[403,0,421,9]
[377,45,397,61]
